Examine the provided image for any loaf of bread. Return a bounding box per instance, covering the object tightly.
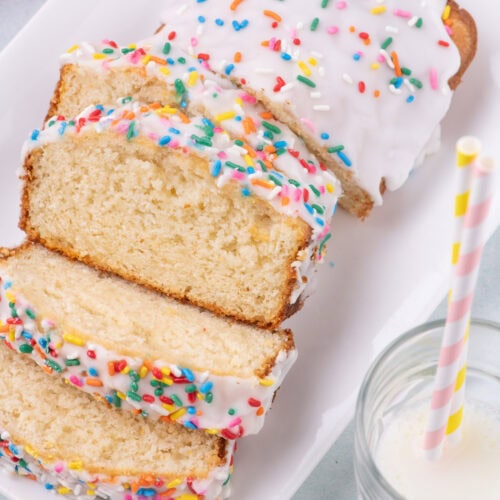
[0,243,296,438]
[0,344,233,499]
[20,99,339,328]
[158,0,477,218]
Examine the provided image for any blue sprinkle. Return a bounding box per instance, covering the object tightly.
[211,160,222,177]
[45,484,54,490]
[187,406,197,414]
[9,444,19,455]
[180,97,188,109]
[271,170,284,179]
[304,203,314,215]
[181,367,195,382]
[105,395,113,404]
[31,129,40,141]
[234,115,242,121]
[38,338,48,349]
[58,122,67,136]
[232,20,240,31]
[247,166,255,174]
[21,331,33,340]
[196,0,207,2]
[281,52,292,61]
[89,367,98,377]
[320,132,330,140]
[242,187,251,196]
[263,130,273,139]
[232,19,249,31]
[315,217,325,226]
[394,77,404,89]
[202,117,215,128]
[225,63,235,75]
[353,52,361,61]
[198,15,206,23]
[406,95,415,103]
[184,421,198,430]
[241,19,249,28]
[169,127,180,135]
[3,281,12,289]
[337,150,352,167]
[166,57,175,65]
[274,140,287,148]
[199,381,213,393]
[215,18,224,26]
[106,108,115,116]
[159,135,171,146]
[95,104,104,112]
[137,489,156,497]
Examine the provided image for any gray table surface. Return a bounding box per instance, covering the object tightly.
[1,2,499,499]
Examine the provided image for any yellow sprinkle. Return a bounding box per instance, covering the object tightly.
[117,391,126,400]
[156,105,178,115]
[92,53,107,60]
[177,495,199,500]
[24,445,37,458]
[214,111,236,122]
[244,155,254,167]
[139,366,148,378]
[69,460,83,470]
[454,191,469,217]
[161,367,171,376]
[8,329,15,342]
[159,67,171,76]
[5,291,15,303]
[454,365,467,391]
[446,405,463,435]
[235,97,243,107]
[57,487,72,495]
[169,408,187,420]
[371,63,380,70]
[162,376,174,386]
[370,5,387,15]
[206,428,219,434]
[326,183,335,194]
[62,333,83,347]
[66,44,79,53]
[259,378,275,387]
[451,242,460,265]
[298,61,312,77]
[121,366,130,375]
[167,478,183,488]
[197,393,204,400]
[87,491,96,496]
[442,4,451,20]
[54,341,63,349]
[187,71,199,87]
[128,44,137,49]
[308,57,318,67]
[141,55,151,65]
[162,403,175,413]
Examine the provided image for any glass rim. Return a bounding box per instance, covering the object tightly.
[354,317,500,498]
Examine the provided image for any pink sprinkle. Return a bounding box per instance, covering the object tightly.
[169,139,180,148]
[190,37,198,47]
[294,188,302,202]
[300,117,317,133]
[218,151,228,159]
[327,26,339,35]
[445,25,453,35]
[54,462,64,474]
[430,68,439,90]
[240,93,257,104]
[148,132,159,140]
[69,375,83,387]
[214,126,224,133]
[269,37,276,50]
[377,53,385,63]
[281,184,290,197]
[319,185,326,194]
[200,61,210,70]
[128,51,142,65]
[393,9,412,18]
[309,165,317,174]
[232,171,245,180]
[336,1,347,9]
[124,495,133,500]
[228,417,242,428]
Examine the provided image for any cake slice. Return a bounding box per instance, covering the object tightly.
[158,0,477,218]
[0,243,296,438]
[20,100,339,328]
[0,344,233,499]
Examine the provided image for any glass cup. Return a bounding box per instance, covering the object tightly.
[354,318,500,499]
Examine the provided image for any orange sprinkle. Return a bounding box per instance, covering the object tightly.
[260,111,274,119]
[107,362,115,376]
[144,360,154,371]
[391,51,402,77]
[363,38,371,46]
[148,55,167,65]
[251,179,275,189]
[230,0,244,10]
[349,25,356,33]
[178,111,191,124]
[132,409,141,415]
[43,365,53,375]
[263,10,282,22]
[374,89,381,98]
[34,344,47,360]
[0,324,8,333]
[131,482,139,494]
[256,406,265,416]
[261,40,270,47]
[149,102,162,110]
[139,475,155,486]
[281,196,290,206]
[139,105,150,113]
[262,159,273,170]
[86,377,103,387]
[234,51,242,63]
[264,145,277,154]
[242,116,256,134]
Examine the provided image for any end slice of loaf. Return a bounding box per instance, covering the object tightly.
[20,99,338,328]
[0,344,233,499]
[0,243,297,438]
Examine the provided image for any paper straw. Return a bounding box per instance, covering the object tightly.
[423,155,496,460]
[445,137,481,444]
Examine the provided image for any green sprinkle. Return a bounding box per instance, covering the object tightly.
[409,78,423,89]
[121,47,134,54]
[150,379,160,387]
[268,174,283,186]
[162,42,171,55]
[102,48,114,54]
[65,359,81,367]
[257,160,268,172]
[309,184,321,197]
[25,308,36,319]
[130,381,139,392]
[321,0,330,7]
[19,344,33,354]
[225,161,243,170]
[171,394,183,407]
[154,387,164,397]
[312,204,324,214]
[121,96,133,104]
[381,37,393,50]
[191,134,212,147]
[126,121,136,141]
[401,67,412,76]
[310,17,319,31]
[185,384,197,393]
[174,78,186,95]
[275,148,286,156]
[288,179,300,187]
[228,408,236,416]
[113,392,122,408]
[19,459,28,469]
[327,145,344,154]
[261,121,281,134]
[319,232,332,254]
[129,370,139,382]
[177,56,186,64]
[237,166,246,173]
[46,359,63,373]
[416,17,423,28]
[234,139,244,146]
[297,75,316,88]
[126,391,142,402]
[205,392,214,404]
[390,77,398,85]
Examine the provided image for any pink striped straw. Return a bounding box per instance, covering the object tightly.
[423,155,496,460]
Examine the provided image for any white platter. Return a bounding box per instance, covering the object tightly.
[0,1,499,499]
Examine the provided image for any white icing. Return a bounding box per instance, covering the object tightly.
[159,0,462,204]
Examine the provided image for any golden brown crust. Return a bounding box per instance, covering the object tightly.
[45,65,69,122]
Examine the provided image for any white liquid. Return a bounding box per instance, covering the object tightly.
[376,403,500,500]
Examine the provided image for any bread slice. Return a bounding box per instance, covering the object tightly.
[20,97,339,329]
[158,0,477,218]
[0,243,296,438]
[0,344,233,499]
